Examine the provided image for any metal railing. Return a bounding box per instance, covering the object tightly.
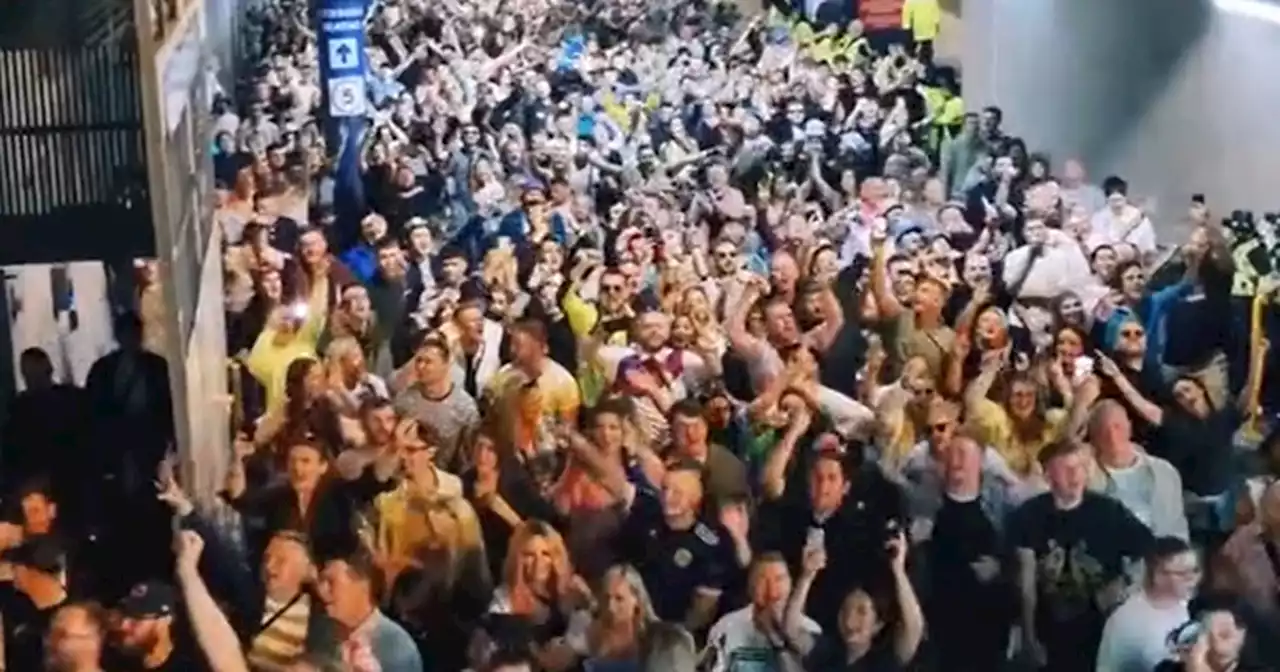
[0,46,153,263]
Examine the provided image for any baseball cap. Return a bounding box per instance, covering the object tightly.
[118,581,177,619]
[0,535,65,574]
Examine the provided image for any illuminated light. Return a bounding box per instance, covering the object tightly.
[1213,0,1280,24]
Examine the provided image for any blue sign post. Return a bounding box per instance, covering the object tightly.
[316,0,369,248]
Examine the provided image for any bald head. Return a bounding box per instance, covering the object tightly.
[1089,400,1134,463]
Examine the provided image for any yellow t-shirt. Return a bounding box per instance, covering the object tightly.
[968,399,1067,477]
[486,360,582,423]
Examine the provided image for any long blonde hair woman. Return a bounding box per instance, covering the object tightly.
[677,285,725,355]
[565,564,659,668]
[488,520,591,672]
[493,520,585,616]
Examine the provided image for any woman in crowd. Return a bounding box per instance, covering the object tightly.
[565,563,660,671]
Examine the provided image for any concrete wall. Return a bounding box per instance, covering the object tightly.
[961,0,1280,226]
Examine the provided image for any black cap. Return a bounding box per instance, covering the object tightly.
[118,581,177,619]
[1,535,65,574]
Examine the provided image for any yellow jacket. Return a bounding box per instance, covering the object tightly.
[902,0,942,41]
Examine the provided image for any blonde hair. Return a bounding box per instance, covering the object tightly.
[387,495,487,587]
[596,564,658,625]
[482,247,518,292]
[503,520,575,616]
[324,335,363,365]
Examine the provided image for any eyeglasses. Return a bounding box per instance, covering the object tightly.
[602,283,626,293]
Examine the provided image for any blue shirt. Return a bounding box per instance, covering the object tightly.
[340,243,378,284]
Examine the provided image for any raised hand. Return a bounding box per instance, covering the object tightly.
[173,529,206,574]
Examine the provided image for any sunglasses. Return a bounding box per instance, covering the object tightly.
[714,250,737,258]
[602,283,626,293]
[403,442,435,455]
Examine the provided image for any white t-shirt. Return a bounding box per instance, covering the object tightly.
[706,606,819,672]
[1096,592,1187,672]
[1107,462,1154,529]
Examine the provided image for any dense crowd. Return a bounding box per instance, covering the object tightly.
[4,0,1280,670]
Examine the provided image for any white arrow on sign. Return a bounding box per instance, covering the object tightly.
[328,76,367,117]
[327,37,360,71]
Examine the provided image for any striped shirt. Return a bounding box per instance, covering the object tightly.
[247,593,311,672]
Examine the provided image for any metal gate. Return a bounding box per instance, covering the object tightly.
[0,46,154,263]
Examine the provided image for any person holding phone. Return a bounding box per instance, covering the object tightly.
[1152,597,1265,672]
[1096,536,1197,672]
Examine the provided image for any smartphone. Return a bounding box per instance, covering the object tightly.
[805,527,825,554]
[1073,355,1095,384]
[1168,619,1202,649]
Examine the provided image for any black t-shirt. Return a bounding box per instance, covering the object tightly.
[1006,493,1153,645]
[929,495,1012,621]
[111,635,205,672]
[617,489,734,622]
[1163,266,1232,368]
[1155,408,1236,496]
[0,587,63,672]
[807,635,904,672]
[755,467,905,633]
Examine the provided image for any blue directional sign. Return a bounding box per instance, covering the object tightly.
[317,0,368,117]
[316,0,370,248]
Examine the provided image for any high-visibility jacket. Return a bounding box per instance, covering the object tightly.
[902,0,942,41]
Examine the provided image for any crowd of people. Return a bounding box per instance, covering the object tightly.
[5,0,1280,670]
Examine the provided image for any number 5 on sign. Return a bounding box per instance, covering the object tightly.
[328,76,366,117]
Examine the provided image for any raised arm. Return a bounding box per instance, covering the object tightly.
[1096,354,1163,426]
[563,429,634,505]
[174,531,251,672]
[870,232,905,321]
[783,544,825,657]
[801,282,845,354]
[726,276,769,361]
[760,409,812,500]
[963,353,1003,415]
[887,531,924,664]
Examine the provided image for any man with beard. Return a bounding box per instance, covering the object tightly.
[597,308,715,443]
[727,269,844,394]
[564,265,637,348]
[112,581,203,671]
